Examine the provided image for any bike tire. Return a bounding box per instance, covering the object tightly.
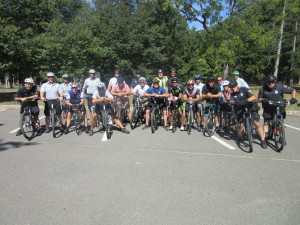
[187,110,192,135]
[21,113,35,140]
[151,109,156,133]
[274,119,285,152]
[130,107,138,130]
[207,112,214,137]
[75,113,83,135]
[51,110,56,138]
[103,113,111,139]
[245,116,253,152]
[172,110,178,133]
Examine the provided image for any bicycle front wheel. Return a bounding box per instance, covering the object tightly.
[274,119,285,152]
[151,109,156,133]
[130,107,138,130]
[75,113,83,135]
[187,110,192,135]
[244,117,253,152]
[207,112,214,137]
[21,113,35,140]
[51,110,57,138]
[172,110,178,133]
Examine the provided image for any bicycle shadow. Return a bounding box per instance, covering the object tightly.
[0,139,39,152]
[266,139,283,153]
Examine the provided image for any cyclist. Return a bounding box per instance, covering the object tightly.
[60,74,72,126]
[166,68,182,89]
[90,82,130,136]
[107,69,121,91]
[40,72,65,133]
[14,78,42,136]
[156,69,169,92]
[232,71,249,88]
[64,82,88,134]
[130,70,142,91]
[202,76,222,132]
[143,78,169,130]
[168,77,184,130]
[111,76,132,121]
[220,80,232,131]
[194,74,205,130]
[182,80,201,131]
[258,75,297,137]
[82,69,101,128]
[229,80,267,149]
[217,76,224,91]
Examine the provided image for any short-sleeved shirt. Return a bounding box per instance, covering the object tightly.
[202,84,221,103]
[131,78,139,89]
[230,87,255,110]
[92,89,113,99]
[145,86,167,95]
[184,87,200,99]
[236,77,249,88]
[132,85,150,96]
[169,86,183,97]
[156,76,168,89]
[166,77,182,88]
[65,90,85,105]
[108,77,118,89]
[40,82,62,100]
[60,82,72,96]
[82,77,101,95]
[16,86,39,107]
[194,82,205,95]
[111,84,130,101]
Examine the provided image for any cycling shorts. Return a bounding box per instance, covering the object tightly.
[236,110,260,124]
[69,105,86,113]
[20,106,39,116]
[262,106,286,121]
[185,103,199,113]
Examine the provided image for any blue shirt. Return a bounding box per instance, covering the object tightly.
[145,86,167,95]
[65,90,85,104]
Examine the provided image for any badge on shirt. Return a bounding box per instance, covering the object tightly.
[275,90,278,94]
[240,93,244,97]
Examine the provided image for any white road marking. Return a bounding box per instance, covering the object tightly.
[0,109,7,112]
[285,124,300,131]
[211,135,236,150]
[101,133,107,141]
[9,116,46,133]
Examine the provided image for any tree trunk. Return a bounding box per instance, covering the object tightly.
[290,21,297,85]
[274,0,286,78]
[223,63,229,80]
[5,75,12,88]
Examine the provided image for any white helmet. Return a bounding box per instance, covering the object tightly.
[62,74,69,78]
[24,78,34,84]
[71,82,79,88]
[89,69,96,74]
[139,77,146,82]
[97,82,105,89]
[222,80,229,86]
[46,72,55,77]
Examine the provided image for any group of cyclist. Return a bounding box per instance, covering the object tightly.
[15,68,297,150]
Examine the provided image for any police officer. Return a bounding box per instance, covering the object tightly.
[60,74,72,126]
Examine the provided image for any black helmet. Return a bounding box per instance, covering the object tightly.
[172,77,179,83]
[228,80,238,88]
[265,75,277,83]
[153,78,159,84]
[206,76,215,84]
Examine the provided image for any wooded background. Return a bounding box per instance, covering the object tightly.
[1,0,299,87]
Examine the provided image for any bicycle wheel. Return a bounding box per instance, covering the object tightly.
[151,109,156,133]
[103,113,111,139]
[172,110,178,133]
[51,110,57,138]
[207,112,214,136]
[187,110,192,135]
[244,117,253,152]
[75,113,83,135]
[130,107,138,130]
[274,119,285,152]
[21,113,35,140]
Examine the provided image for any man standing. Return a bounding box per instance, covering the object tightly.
[40,72,65,133]
[60,74,72,126]
[166,68,182,89]
[107,69,121,91]
[156,69,168,91]
[130,70,142,91]
[232,71,249,88]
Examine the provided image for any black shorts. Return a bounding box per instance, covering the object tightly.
[220,103,231,112]
[147,102,167,111]
[21,106,40,116]
[86,94,93,111]
[69,105,86,113]
[44,100,62,116]
[93,103,115,115]
[236,110,260,124]
[263,107,286,121]
[185,103,199,113]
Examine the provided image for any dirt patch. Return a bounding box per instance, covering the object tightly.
[0,92,16,103]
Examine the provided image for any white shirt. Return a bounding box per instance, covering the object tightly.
[194,82,205,95]
[236,77,249,88]
[40,82,62,100]
[60,82,72,96]
[83,77,101,94]
[132,84,150,96]
[108,77,118,88]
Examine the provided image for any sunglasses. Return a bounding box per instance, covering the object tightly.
[267,81,275,84]
[217,79,223,81]
[209,81,214,83]
[172,81,178,83]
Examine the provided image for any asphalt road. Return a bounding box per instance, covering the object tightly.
[0,108,300,225]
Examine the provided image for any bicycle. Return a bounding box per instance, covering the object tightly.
[265,100,289,152]
[221,103,237,135]
[150,97,163,133]
[94,102,112,139]
[70,104,85,135]
[114,95,129,125]
[170,97,181,133]
[186,101,196,135]
[130,96,146,130]
[20,99,39,140]
[46,99,62,138]
[238,104,254,152]
[204,101,217,137]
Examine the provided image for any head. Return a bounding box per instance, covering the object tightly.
[152,78,159,88]
[62,74,69,83]
[206,76,215,88]
[89,69,96,78]
[229,80,238,92]
[194,75,202,84]
[232,71,239,80]
[158,69,163,78]
[46,72,55,83]
[217,76,223,85]
[170,68,176,77]
[265,75,277,89]
[139,77,146,87]
[222,80,229,91]
[117,76,125,87]
[97,82,105,92]
[186,79,195,89]
[135,70,141,78]
[71,82,79,93]
[24,78,34,90]
[172,77,179,87]
[114,69,120,78]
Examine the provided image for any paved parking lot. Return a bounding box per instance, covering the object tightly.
[1,108,300,225]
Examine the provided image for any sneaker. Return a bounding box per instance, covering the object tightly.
[36,129,43,136]
[60,126,65,132]
[64,127,69,134]
[261,140,267,149]
[142,125,149,130]
[85,126,89,133]
[45,127,51,133]
[169,125,173,130]
[164,126,169,131]
[196,126,202,132]
[215,126,220,133]
[16,129,22,136]
[121,128,130,134]
[180,126,185,131]
[89,130,93,136]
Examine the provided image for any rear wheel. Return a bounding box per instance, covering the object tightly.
[21,113,35,140]
[274,119,285,152]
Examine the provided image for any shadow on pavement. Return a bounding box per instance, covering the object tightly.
[0,139,39,152]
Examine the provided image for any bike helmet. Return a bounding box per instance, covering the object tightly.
[136,70,141,74]
[222,80,229,86]
[24,78,34,84]
[232,71,240,76]
[187,80,195,85]
[265,75,277,83]
[172,77,179,83]
[71,82,79,88]
[117,76,125,83]
[158,69,163,73]
[114,69,120,73]
[46,72,55,77]
[153,78,159,84]
[97,82,105,89]
[89,69,96,74]
[170,68,176,72]
[62,74,69,79]
[139,77,146,82]
[206,76,215,83]
[228,80,238,87]
[195,74,202,79]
